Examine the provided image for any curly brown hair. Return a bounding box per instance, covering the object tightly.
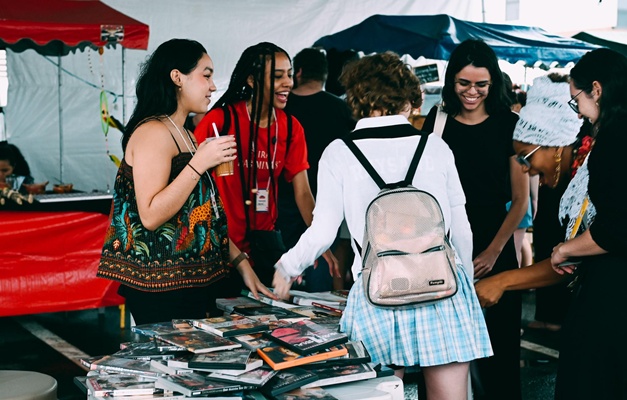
[340,51,422,119]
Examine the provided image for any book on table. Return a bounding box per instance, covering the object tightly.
[240,289,299,309]
[131,320,194,338]
[150,359,194,376]
[311,301,345,315]
[288,290,347,307]
[155,329,241,353]
[274,387,339,400]
[187,347,252,370]
[155,372,255,397]
[232,304,310,323]
[216,296,266,313]
[301,363,378,388]
[193,354,264,376]
[86,374,159,397]
[260,367,319,396]
[87,355,164,377]
[289,305,342,325]
[263,320,348,355]
[232,332,274,350]
[191,314,268,337]
[302,340,371,368]
[256,344,348,371]
[112,341,182,360]
[207,366,277,387]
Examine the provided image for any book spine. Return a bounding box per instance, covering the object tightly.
[311,302,344,314]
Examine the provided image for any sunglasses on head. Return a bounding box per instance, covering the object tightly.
[516,145,542,168]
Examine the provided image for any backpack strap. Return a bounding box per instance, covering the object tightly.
[342,133,429,190]
[433,104,447,137]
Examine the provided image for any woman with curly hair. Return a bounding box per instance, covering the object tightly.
[272,51,492,399]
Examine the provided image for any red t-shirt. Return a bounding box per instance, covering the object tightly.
[194,101,309,254]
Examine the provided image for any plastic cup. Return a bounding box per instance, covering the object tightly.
[205,137,234,176]
[215,160,234,176]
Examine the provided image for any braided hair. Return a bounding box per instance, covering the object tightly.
[212,43,291,218]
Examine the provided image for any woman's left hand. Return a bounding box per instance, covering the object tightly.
[237,263,277,300]
[550,242,577,275]
[473,247,500,279]
[318,250,341,278]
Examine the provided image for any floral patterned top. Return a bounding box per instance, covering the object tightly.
[97,153,230,291]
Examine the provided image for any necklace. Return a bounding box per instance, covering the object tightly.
[166,115,220,219]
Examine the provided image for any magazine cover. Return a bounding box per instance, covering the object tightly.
[86,375,158,397]
[232,332,274,350]
[156,330,241,353]
[131,320,194,338]
[192,315,268,337]
[273,387,339,400]
[215,296,265,313]
[112,341,181,360]
[301,363,377,388]
[89,355,164,377]
[233,304,309,322]
[256,345,348,371]
[302,341,371,368]
[155,372,254,397]
[260,367,318,396]
[187,348,252,369]
[263,320,348,355]
[208,366,277,387]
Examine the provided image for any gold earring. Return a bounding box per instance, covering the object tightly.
[552,148,562,188]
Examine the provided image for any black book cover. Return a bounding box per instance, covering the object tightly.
[260,367,318,396]
[301,340,371,368]
[263,320,348,355]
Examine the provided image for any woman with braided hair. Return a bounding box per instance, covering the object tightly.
[195,42,339,292]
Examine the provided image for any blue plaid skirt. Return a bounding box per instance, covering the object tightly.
[339,264,493,367]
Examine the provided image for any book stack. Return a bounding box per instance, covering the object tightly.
[73,290,397,399]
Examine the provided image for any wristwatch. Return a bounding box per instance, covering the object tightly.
[231,252,249,268]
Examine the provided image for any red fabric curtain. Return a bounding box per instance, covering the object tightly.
[0,211,123,317]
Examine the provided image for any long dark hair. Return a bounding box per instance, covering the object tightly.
[0,141,31,176]
[570,48,627,136]
[441,39,510,116]
[123,39,207,151]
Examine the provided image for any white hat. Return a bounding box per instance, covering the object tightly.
[513,75,582,146]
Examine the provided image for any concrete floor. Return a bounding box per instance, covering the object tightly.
[0,290,559,400]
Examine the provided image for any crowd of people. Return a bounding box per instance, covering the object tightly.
[95,36,626,400]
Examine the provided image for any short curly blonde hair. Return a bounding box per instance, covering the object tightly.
[340,51,422,119]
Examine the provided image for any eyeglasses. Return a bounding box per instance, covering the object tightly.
[568,90,584,114]
[516,145,542,168]
[455,79,492,91]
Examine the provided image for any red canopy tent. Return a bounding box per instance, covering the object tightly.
[0,0,149,55]
[0,0,149,179]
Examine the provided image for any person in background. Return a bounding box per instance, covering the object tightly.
[277,47,355,292]
[421,39,527,400]
[476,48,627,399]
[522,74,581,332]
[194,42,338,292]
[0,141,33,188]
[97,39,274,325]
[272,51,492,400]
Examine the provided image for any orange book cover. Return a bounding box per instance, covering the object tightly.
[257,344,348,371]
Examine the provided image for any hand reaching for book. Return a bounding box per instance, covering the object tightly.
[237,262,277,301]
[272,269,293,299]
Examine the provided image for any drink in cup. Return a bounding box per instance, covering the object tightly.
[210,122,234,177]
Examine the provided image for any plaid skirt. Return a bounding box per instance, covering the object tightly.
[339,264,493,367]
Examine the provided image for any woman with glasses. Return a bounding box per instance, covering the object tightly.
[422,39,527,400]
[475,48,627,400]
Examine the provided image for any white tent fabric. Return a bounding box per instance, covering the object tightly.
[5,0,480,191]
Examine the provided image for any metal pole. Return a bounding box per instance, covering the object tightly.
[58,55,64,183]
[122,47,126,124]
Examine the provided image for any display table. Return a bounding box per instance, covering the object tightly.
[0,211,123,317]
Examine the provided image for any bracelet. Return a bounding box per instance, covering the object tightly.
[231,252,249,268]
[188,163,202,177]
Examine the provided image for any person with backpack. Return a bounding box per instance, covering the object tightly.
[272,52,492,400]
[194,42,338,291]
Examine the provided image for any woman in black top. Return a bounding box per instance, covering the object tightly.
[422,39,528,400]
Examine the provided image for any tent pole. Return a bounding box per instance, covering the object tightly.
[122,47,126,124]
[58,55,64,183]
